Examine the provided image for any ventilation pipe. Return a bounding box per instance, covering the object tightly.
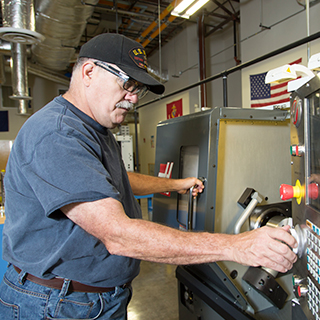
[0,0,44,115]
[17,99,31,115]
[32,0,99,71]
[10,42,31,101]
[0,55,6,85]
[0,0,44,44]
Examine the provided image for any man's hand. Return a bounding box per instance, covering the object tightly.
[177,177,205,197]
[308,173,320,185]
[229,225,298,273]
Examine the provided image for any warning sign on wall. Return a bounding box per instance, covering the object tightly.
[158,162,174,196]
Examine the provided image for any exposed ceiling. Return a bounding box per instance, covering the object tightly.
[81,0,240,57]
[0,0,240,73]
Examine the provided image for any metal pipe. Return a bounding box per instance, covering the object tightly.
[136,0,183,44]
[0,55,6,84]
[223,74,228,107]
[137,30,320,109]
[306,0,310,61]
[134,110,140,172]
[234,192,262,234]
[10,42,31,100]
[198,13,207,109]
[17,99,31,115]
[0,0,43,44]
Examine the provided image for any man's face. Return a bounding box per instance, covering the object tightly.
[84,62,139,129]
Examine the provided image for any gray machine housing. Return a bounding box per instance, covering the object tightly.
[153,107,304,319]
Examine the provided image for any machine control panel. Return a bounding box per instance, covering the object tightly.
[289,220,320,319]
[306,220,320,279]
[281,75,320,320]
[307,277,320,319]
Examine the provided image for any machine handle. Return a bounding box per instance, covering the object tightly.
[187,186,194,231]
[234,192,262,234]
[177,177,206,231]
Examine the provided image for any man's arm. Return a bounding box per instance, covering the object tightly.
[127,172,204,196]
[61,197,297,273]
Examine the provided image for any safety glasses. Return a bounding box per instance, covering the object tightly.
[94,61,149,99]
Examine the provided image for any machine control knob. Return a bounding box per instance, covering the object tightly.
[294,284,308,298]
[290,145,305,156]
[289,225,307,257]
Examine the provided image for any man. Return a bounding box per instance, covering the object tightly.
[0,33,297,319]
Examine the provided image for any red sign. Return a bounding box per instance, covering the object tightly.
[167,99,183,119]
[158,162,174,197]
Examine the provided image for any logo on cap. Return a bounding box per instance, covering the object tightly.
[129,48,148,70]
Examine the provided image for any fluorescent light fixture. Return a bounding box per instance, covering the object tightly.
[171,0,210,19]
[186,0,210,16]
[173,0,195,14]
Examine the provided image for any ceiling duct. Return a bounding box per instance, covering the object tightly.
[31,0,99,70]
[0,0,44,44]
[17,99,31,115]
[0,0,38,115]
[10,42,31,101]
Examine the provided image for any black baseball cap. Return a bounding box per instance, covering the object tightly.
[78,33,165,95]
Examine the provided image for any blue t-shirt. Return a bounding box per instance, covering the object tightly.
[2,96,142,287]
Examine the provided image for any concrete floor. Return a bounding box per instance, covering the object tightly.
[127,198,179,320]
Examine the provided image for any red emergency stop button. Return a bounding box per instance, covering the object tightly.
[309,183,319,200]
[280,180,303,204]
[280,184,294,200]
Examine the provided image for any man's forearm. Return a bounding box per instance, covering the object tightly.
[127,172,184,195]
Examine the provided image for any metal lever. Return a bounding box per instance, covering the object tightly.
[234,191,262,234]
[187,177,206,231]
[187,186,194,231]
[177,177,206,231]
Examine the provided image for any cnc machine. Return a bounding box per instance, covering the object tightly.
[153,99,317,319]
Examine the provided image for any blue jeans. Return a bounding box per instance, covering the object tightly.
[0,264,132,320]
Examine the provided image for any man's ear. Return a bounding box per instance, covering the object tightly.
[82,62,95,87]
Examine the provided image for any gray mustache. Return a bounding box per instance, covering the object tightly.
[116,101,134,111]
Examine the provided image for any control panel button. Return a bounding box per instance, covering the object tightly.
[279,181,318,203]
[280,180,303,204]
[294,284,308,298]
[290,145,305,156]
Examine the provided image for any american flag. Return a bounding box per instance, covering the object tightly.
[250,58,302,108]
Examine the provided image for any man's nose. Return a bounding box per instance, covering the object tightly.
[125,92,139,104]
